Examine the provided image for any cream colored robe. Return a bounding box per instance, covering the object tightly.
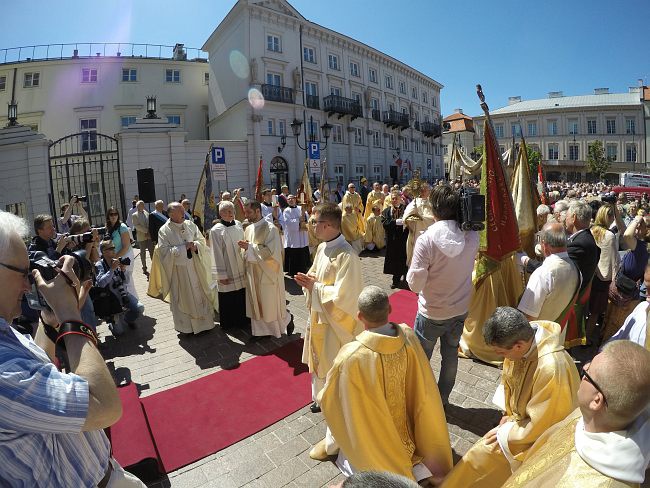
[156,220,216,334]
[403,197,435,265]
[341,211,364,254]
[364,213,386,250]
[342,191,365,233]
[301,234,363,397]
[243,218,290,337]
[363,190,385,220]
[210,220,246,293]
[319,323,453,482]
[442,321,581,488]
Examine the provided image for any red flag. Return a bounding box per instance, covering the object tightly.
[537,161,548,205]
[254,155,263,202]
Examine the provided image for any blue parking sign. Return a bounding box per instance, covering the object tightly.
[211,147,225,164]
[308,142,320,160]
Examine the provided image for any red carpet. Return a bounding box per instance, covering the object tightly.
[389,289,418,326]
[139,339,310,473]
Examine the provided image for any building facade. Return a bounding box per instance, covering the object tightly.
[472,87,646,182]
[442,110,476,177]
[203,0,445,191]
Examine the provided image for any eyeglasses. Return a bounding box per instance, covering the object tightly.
[0,261,30,279]
[108,213,118,217]
[104,247,116,251]
[580,363,608,407]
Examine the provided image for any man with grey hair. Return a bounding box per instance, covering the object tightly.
[518,222,580,334]
[131,200,155,276]
[535,204,550,229]
[442,307,579,488]
[0,211,146,486]
[550,199,569,224]
[148,199,168,245]
[318,285,452,484]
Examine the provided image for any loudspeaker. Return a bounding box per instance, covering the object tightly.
[137,168,156,203]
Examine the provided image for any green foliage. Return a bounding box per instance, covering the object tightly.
[586,140,612,181]
[525,145,541,175]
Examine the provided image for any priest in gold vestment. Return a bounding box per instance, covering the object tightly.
[318,286,453,484]
[503,340,650,488]
[364,205,385,251]
[441,307,580,488]
[363,182,385,220]
[341,183,365,233]
[341,204,364,254]
[156,202,216,334]
[402,183,434,266]
[295,203,363,416]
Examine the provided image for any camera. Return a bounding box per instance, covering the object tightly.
[72,194,88,203]
[67,232,95,245]
[457,187,486,231]
[601,192,617,204]
[118,257,131,266]
[25,249,93,310]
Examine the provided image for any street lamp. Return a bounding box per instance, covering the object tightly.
[277,135,286,153]
[291,115,332,188]
[6,101,18,127]
[145,96,158,119]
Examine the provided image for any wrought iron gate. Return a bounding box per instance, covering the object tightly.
[49,133,125,227]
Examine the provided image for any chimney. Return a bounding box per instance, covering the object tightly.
[594,88,609,95]
[508,96,522,105]
[173,43,187,61]
[629,87,641,94]
[548,91,563,98]
[639,78,644,87]
[454,108,463,114]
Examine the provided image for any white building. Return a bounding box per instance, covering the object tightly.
[472,87,646,182]
[203,0,444,191]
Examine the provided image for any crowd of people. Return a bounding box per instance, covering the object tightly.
[1,173,649,486]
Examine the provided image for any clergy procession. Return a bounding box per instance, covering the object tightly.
[4,88,650,488]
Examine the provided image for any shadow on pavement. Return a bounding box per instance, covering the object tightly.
[445,403,501,438]
[100,315,157,360]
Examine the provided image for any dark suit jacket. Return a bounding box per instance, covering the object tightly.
[148,211,168,244]
[526,228,600,291]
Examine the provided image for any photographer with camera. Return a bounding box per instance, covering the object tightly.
[0,210,145,487]
[58,195,89,234]
[29,214,69,259]
[406,184,480,405]
[95,240,144,336]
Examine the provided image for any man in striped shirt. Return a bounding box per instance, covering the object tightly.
[0,211,145,487]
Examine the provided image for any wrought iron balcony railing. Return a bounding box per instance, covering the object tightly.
[262,84,295,104]
[323,95,362,120]
[383,110,410,130]
[421,121,442,138]
[306,94,320,109]
[371,109,381,122]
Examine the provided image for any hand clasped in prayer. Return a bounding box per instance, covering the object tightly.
[294,272,316,291]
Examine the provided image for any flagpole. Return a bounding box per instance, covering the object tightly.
[476,85,507,172]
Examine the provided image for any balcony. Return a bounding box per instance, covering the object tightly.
[371,109,381,122]
[262,84,295,104]
[421,121,441,138]
[306,94,320,110]
[383,110,409,130]
[323,95,362,120]
[413,121,420,131]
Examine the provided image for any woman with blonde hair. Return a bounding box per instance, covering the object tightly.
[586,204,619,342]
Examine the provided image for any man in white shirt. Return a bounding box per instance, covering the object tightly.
[281,195,310,276]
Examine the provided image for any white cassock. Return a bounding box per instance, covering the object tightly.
[281,206,309,249]
[156,220,216,334]
[261,202,275,225]
[243,218,291,337]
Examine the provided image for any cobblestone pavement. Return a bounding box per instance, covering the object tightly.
[100,248,503,488]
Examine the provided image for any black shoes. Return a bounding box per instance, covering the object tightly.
[310,402,321,413]
[287,320,295,336]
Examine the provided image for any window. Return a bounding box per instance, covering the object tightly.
[120,116,137,128]
[547,120,558,136]
[330,86,342,96]
[587,119,597,135]
[606,118,616,134]
[499,145,505,155]
[411,87,418,99]
[307,120,319,141]
[267,34,281,52]
[328,54,339,70]
[80,118,97,151]
[266,73,281,86]
[352,92,361,105]
[332,124,343,143]
[204,72,209,85]
[414,139,420,152]
[267,119,275,135]
[568,145,579,161]
[423,141,429,154]
[373,165,382,179]
[527,121,537,136]
[432,96,437,108]
[278,120,286,136]
[568,119,578,135]
[167,115,181,125]
[399,81,406,94]
[511,123,522,137]
[81,68,97,83]
[422,92,428,104]
[0,75,6,91]
[349,61,359,77]
[5,202,26,218]
[443,145,449,156]
[355,165,365,178]
[370,98,379,110]
[388,133,396,149]
[548,143,559,160]
[494,124,504,138]
[434,143,440,156]
[303,47,316,63]
[165,69,181,83]
[122,68,137,82]
[626,118,636,135]
[354,127,363,145]
[385,75,393,89]
[402,137,408,151]
[334,165,345,185]
[23,72,40,87]
[626,144,637,162]
[387,101,395,112]
[606,144,617,161]
[305,82,318,96]
[372,130,381,147]
[368,68,377,83]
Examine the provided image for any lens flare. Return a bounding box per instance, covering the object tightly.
[229,50,250,79]
[248,88,265,110]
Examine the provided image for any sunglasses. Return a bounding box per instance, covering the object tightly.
[580,363,608,407]
[0,261,30,279]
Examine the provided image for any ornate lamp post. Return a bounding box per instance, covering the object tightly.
[6,101,18,127]
[291,116,332,189]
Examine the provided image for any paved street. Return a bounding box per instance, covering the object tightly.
[100,248,503,488]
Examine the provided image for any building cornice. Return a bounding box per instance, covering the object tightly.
[73,105,104,113]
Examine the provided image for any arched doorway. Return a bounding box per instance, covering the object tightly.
[270,156,289,192]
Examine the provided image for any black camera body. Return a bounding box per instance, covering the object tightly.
[118,257,131,266]
[601,192,617,204]
[73,194,88,203]
[457,187,486,232]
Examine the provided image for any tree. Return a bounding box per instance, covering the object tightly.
[525,145,541,175]
[586,140,611,181]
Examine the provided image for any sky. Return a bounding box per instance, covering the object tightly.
[3,0,649,117]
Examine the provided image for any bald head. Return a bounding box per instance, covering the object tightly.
[168,202,184,223]
[540,222,566,251]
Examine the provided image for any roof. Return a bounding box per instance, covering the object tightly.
[476,92,642,117]
[444,112,472,122]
